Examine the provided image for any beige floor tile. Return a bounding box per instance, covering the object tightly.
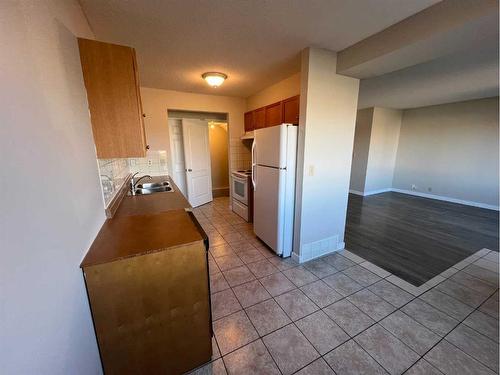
[259,272,296,297]
[213,311,258,355]
[295,310,349,355]
[275,289,319,321]
[245,299,291,336]
[263,324,319,375]
[223,340,280,375]
[232,280,271,308]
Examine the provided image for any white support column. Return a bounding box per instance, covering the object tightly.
[293,48,360,262]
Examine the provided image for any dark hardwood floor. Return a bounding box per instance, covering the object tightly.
[345,192,499,286]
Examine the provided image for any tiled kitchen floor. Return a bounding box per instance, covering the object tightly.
[189,197,499,375]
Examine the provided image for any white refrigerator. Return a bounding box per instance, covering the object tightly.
[252,124,298,257]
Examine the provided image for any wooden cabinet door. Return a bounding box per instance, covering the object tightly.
[254,107,266,129]
[244,111,254,132]
[83,241,211,374]
[78,38,147,158]
[265,101,283,127]
[132,50,148,151]
[283,95,300,124]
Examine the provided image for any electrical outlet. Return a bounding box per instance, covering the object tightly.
[308,165,315,176]
[148,159,153,166]
[411,184,417,190]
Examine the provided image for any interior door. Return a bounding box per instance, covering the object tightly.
[168,119,187,197]
[182,119,213,207]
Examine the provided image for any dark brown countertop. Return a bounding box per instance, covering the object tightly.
[115,176,191,217]
[81,176,204,268]
[81,209,203,267]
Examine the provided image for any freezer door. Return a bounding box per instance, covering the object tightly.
[253,165,286,255]
[254,124,287,168]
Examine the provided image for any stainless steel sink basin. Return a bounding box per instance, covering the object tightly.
[133,185,174,195]
[128,179,174,195]
[136,181,170,189]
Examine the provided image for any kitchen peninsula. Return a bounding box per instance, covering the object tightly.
[80,177,212,375]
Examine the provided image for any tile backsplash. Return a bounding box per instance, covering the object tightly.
[231,138,252,171]
[128,150,168,176]
[97,150,169,207]
[97,140,249,208]
[97,158,129,206]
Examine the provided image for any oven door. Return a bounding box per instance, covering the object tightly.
[232,174,248,205]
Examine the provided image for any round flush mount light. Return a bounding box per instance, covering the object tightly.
[202,72,227,88]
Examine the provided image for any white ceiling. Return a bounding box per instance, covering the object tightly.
[79,0,439,98]
[358,34,499,109]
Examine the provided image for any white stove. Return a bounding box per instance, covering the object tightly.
[232,169,252,178]
[231,169,253,222]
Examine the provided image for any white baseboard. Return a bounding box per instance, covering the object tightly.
[349,189,364,196]
[291,252,301,263]
[392,189,499,211]
[295,236,344,263]
[349,188,393,197]
[349,188,392,197]
[350,187,498,211]
[364,188,392,196]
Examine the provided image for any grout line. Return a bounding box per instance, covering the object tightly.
[284,260,492,372]
[405,287,499,373]
[432,278,495,309]
[204,198,499,374]
[236,297,284,374]
[381,267,497,371]
[403,360,444,374]
[261,269,396,372]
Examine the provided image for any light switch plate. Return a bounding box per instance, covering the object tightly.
[308,165,315,176]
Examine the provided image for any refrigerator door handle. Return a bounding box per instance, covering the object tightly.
[251,140,256,189]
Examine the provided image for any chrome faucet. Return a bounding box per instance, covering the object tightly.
[130,172,152,195]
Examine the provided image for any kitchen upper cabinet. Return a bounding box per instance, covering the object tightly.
[265,101,283,127]
[78,38,147,159]
[283,95,300,124]
[244,95,300,133]
[244,111,254,132]
[254,107,266,129]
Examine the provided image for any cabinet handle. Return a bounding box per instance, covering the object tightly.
[146,145,150,150]
[187,168,192,172]
[142,113,146,117]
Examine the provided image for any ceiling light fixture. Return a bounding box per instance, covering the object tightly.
[202,72,227,88]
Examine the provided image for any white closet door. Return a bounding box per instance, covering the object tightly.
[182,119,213,207]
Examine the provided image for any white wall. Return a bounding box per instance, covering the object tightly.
[364,107,402,192]
[350,107,402,194]
[349,108,373,192]
[393,97,499,207]
[294,48,359,262]
[1,1,104,374]
[246,72,301,111]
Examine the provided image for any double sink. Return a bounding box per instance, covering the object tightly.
[130,181,174,195]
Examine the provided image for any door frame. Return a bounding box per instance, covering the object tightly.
[167,118,188,197]
[167,110,231,205]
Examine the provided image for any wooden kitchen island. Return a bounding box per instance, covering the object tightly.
[81,181,211,374]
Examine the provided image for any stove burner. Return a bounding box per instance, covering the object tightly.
[233,169,252,176]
